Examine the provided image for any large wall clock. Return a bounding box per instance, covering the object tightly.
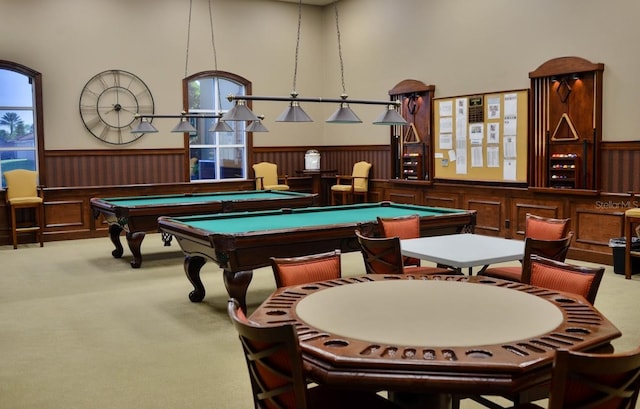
[79,69,155,145]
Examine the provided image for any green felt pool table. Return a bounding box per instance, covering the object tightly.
[90,190,317,268]
[157,201,476,311]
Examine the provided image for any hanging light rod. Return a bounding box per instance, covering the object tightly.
[225,94,407,125]
[226,94,400,106]
[131,112,229,134]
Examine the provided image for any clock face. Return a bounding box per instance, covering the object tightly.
[79,69,154,145]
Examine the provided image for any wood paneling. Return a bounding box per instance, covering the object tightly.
[467,197,504,235]
[601,142,640,193]
[380,180,632,265]
[44,149,185,187]
[253,146,392,180]
[511,201,564,238]
[40,142,640,193]
[3,142,640,266]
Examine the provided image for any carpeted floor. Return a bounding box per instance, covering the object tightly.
[1,234,639,409]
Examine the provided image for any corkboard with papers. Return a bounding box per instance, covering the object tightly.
[433,89,528,183]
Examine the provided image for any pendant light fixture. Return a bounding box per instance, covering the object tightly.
[132,0,249,134]
[325,3,360,124]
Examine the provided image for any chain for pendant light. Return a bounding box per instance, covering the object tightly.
[289,0,303,96]
[208,0,225,114]
[208,0,218,72]
[334,1,347,97]
[184,0,194,78]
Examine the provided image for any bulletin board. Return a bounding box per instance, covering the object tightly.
[433,89,528,183]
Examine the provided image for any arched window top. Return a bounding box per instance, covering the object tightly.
[184,71,253,182]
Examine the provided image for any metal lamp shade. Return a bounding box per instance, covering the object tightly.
[276,102,313,122]
[326,103,362,123]
[246,120,269,132]
[222,100,260,121]
[131,119,159,133]
[171,118,197,133]
[209,120,233,133]
[373,106,408,125]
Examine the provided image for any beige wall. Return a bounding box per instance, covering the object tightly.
[1,0,638,150]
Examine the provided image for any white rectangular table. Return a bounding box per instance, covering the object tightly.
[401,233,525,275]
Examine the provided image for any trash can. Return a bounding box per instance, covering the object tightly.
[608,237,640,275]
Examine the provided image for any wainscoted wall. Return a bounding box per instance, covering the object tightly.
[379,180,630,265]
[2,143,640,266]
[601,142,640,193]
[41,143,638,192]
[253,145,392,180]
[42,146,392,188]
[44,149,186,187]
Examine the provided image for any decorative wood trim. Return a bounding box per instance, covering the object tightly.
[44,149,184,157]
[388,79,435,95]
[529,56,605,78]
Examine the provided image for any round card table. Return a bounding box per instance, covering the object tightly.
[249,274,621,407]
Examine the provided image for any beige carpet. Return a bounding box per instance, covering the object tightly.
[1,234,639,409]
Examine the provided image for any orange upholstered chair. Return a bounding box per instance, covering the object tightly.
[509,346,640,409]
[522,254,605,304]
[478,213,571,282]
[4,169,45,249]
[227,298,402,409]
[479,233,574,282]
[270,250,341,288]
[252,162,289,190]
[330,161,371,205]
[355,230,454,275]
[377,214,424,268]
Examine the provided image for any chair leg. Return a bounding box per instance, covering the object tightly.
[37,203,44,247]
[10,207,18,249]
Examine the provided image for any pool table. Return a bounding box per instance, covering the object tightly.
[90,190,317,268]
[157,201,476,311]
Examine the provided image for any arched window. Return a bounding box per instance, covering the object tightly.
[184,71,253,182]
[0,61,44,188]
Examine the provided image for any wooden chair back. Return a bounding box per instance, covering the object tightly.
[270,250,341,288]
[355,230,404,274]
[523,232,574,265]
[545,346,640,409]
[523,253,605,304]
[228,298,402,409]
[228,298,309,409]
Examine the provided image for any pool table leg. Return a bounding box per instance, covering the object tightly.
[108,224,124,259]
[125,231,146,268]
[185,255,207,303]
[223,269,253,314]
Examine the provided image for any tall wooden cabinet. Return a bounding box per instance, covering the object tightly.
[387,79,435,181]
[529,57,603,190]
